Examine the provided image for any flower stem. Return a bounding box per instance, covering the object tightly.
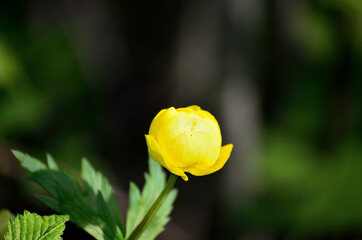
[127,173,178,240]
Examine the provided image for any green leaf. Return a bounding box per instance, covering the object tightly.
[12,151,47,173]
[126,158,177,240]
[4,210,68,240]
[12,150,125,240]
[0,209,15,240]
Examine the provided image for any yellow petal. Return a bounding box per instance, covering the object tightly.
[145,134,165,166]
[161,131,220,168]
[209,144,233,171]
[145,134,189,181]
[185,144,233,176]
[149,107,177,140]
[188,105,201,111]
[157,111,196,140]
[201,111,219,129]
[163,161,189,181]
[178,106,219,130]
[153,108,167,122]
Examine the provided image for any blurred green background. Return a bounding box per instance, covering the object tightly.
[1,0,362,239]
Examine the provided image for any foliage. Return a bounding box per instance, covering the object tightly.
[12,150,124,240]
[0,210,14,240]
[4,211,68,240]
[12,150,178,240]
[126,159,177,240]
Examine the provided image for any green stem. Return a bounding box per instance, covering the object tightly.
[127,173,178,240]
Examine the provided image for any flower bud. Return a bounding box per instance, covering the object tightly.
[145,105,233,181]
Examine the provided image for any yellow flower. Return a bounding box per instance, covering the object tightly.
[145,105,233,181]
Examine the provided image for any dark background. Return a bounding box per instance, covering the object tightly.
[1,0,362,239]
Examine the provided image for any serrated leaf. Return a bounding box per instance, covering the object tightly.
[126,158,177,240]
[12,150,125,240]
[4,210,68,240]
[0,209,15,240]
[12,151,46,172]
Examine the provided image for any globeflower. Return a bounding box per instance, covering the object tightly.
[145,105,233,181]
